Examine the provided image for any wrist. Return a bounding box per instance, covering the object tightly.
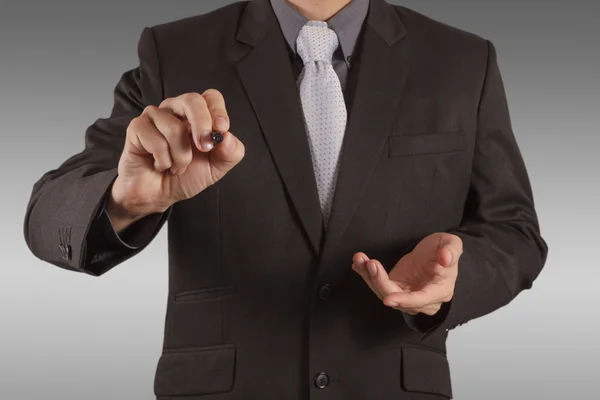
[106,176,158,233]
[105,194,145,233]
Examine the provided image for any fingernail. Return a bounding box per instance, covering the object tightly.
[447,249,453,265]
[360,256,368,269]
[388,302,398,307]
[200,131,213,150]
[216,117,228,131]
[367,262,377,277]
[356,259,365,270]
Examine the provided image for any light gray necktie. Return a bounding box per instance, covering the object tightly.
[296,20,348,230]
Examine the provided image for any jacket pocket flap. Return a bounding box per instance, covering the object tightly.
[154,344,236,396]
[174,285,235,303]
[389,130,466,157]
[401,346,452,398]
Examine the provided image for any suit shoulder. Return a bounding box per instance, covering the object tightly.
[148,1,249,42]
[393,5,489,55]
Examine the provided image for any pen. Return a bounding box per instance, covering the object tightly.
[211,131,224,145]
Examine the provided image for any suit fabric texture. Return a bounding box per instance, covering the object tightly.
[24,0,548,399]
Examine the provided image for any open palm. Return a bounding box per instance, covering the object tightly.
[352,232,462,316]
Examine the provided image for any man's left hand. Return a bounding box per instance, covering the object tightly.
[352,232,462,316]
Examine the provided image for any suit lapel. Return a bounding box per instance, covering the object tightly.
[320,0,410,260]
[235,0,324,256]
[234,0,410,260]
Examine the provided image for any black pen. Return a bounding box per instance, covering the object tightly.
[211,131,224,145]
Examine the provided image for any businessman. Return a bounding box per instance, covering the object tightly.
[24,0,548,398]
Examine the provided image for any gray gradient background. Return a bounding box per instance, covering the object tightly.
[1,0,598,399]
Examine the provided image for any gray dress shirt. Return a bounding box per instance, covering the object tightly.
[270,0,370,93]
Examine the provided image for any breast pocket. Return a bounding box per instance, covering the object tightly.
[388,130,466,158]
[382,129,471,242]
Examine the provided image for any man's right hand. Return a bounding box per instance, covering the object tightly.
[106,89,245,232]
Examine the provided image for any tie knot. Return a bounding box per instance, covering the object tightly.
[296,21,339,64]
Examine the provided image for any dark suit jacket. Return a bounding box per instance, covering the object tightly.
[24,0,548,398]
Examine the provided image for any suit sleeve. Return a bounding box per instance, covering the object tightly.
[82,181,171,276]
[23,27,172,277]
[404,40,549,336]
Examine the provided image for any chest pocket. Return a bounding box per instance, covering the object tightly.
[388,130,466,157]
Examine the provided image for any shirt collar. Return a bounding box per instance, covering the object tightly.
[270,0,370,61]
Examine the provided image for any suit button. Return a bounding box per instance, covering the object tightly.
[59,244,72,260]
[317,284,332,300]
[314,372,329,389]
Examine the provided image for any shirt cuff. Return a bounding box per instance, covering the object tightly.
[102,202,165,250]
[83,187,170,274]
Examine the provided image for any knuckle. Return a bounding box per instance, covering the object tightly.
[163,121,186,139]
[155,138,170,154]
[154,153,172,168]
[182,92,200,100]
[184,92,205,104]
[156,162,171,172]
[175,149,193,166]
[202,88,222,97]
[143,104,158,114]
[127,117,142,134]
[158,97,176,108]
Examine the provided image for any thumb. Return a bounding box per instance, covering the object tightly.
[437,234,461,267]
[210,131,245,168]
[438,246,454,267]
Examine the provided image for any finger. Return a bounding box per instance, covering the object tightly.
[202,89,230,132]
[384,283,448,310]
[144,106,193,175]
[352,252,369,273]
[351,255,383,300]
[384,291,429,310]
[207,131,246,178]
[437,246,455,268]
[352,262,383,300]
[127,112,173,172]
[365,259,403,298]
[160,93,214,152]
[438,234,463,268]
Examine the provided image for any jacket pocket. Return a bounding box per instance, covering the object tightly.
[154,344,236,396]
[166,287,235,348]
[401,346,452,398]
[389,130,466,157]
[174,285,235,303]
